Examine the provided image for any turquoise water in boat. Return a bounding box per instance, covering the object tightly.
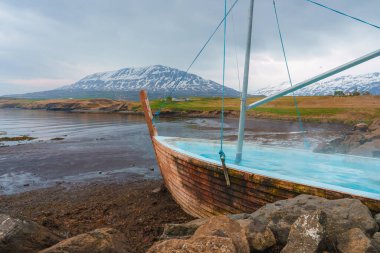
[157,136,380,200]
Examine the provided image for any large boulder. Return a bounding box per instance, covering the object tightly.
[160,218,208,239]
[238,218,276,252]
[373,232,380,246]
[249,195,378,246]
[0,214,62,253]
[315,120,380,157]
[375,213,380,227]
[336,228,379,253]
[281,211,326,253]
[192,216,250,253]
[39,228,128,253]
[148,216,249,253]
[372,232,380,252]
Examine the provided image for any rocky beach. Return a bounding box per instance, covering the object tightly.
[0,108,379,252]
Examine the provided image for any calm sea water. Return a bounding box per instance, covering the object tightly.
[0,109,349,194]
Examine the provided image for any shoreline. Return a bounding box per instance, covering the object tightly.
[0,105,371,126]
[1,96,379,125]
[0,178,193,253]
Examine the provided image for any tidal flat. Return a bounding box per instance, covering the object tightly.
[0,108,352,251]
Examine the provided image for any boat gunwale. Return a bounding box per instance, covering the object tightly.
[154,135,380,203]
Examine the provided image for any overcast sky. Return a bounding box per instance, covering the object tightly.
[0,0,379,95]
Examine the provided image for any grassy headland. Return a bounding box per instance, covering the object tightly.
[1,96,379,125]
[150,95,380,124]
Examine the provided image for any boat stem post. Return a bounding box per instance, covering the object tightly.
[235,0,255,164]
[140,90,158,137]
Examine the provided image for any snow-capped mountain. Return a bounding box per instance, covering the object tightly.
[60,65,238,95]
[253,72,380,96]
[7,65,240,100]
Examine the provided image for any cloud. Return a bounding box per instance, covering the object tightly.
[0,0,379,95]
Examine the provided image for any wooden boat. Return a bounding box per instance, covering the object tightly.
[139,1,380,217]
[140,90,380,217]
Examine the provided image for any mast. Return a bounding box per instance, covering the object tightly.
[235,0,255,164]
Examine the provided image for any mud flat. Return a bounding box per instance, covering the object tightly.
[0,178,192,253]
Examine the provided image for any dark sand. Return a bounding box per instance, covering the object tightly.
[0,177,192,253]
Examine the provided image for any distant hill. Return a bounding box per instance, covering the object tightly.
[253,72,380,96]
[5,65,240,100]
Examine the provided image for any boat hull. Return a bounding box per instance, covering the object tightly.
[139,90,380,218]
[153,137,380,217]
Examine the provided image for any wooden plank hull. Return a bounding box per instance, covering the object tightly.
[152,137,380,217]
[139,90,380,218]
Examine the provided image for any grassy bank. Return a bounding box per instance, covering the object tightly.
[150,95,380,124]
[1,96,379,124]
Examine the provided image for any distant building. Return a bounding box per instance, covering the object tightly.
[172,98,191,102]
[334,91,345,96]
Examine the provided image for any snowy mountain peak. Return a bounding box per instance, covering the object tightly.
[58,65,240,98]
[253,72,380,96]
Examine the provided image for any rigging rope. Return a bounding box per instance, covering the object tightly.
[229,0,242,94]
[220,0,230,187]
[273,0,309,148]
[153,0,240,123]
[220,0,227,155]
[304,0,380,30]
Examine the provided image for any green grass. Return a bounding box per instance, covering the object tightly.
[254,107,346,116]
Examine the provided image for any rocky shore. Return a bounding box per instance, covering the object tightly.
[315,119,380,157]
[1,193,379,253]
[149,195,380,253]
[0,179,192,253]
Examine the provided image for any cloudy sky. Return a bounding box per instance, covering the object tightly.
[0,0,379,95]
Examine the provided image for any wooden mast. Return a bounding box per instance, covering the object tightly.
[140,90,158,138]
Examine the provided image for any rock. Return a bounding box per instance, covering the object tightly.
[373,232,380,245]
[336,228,379,253]
[354,123,369,132]
[314,137,345,154]
[369,119,380,132]
[314,133,368,154]
[0,214,62,253]
[151,184,166,194]
[50,137,64,141]
[315,119,380,157]
[281,211,326,253]
[238,218,276,252]
[151,187,161,193]
[159,218,210,239]
[372,232,380,252]
[160,223,199,239]
[350,139,380,157]
[39,227,128,253]
[228,213,250,220]
[249,195,378,247]
[147,237,237,253]
[193,216,249,253]
[149,216,249,253]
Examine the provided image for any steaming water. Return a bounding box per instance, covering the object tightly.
[159,137,380,200]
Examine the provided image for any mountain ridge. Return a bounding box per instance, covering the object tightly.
[252,72,380,96]
[6,65,240,100]
[3,66,379,100]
